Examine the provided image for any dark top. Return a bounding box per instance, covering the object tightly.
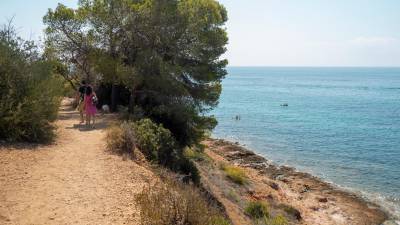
[78,85,86,101]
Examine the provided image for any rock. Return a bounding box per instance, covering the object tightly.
[318,197,328,203]
[310,206,319,211]
[300,184,311,193]
[247,189,255,195]
[270,182,280,190]
[283,205,302,221]
[275,174,285,180]
[381,220,400,225]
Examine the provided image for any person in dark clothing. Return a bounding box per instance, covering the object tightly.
[76,80,87,123]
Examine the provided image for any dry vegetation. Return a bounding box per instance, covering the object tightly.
[135,173,230,225]
[105,122,230,224]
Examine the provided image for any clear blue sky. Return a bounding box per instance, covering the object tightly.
[1,0,400,66]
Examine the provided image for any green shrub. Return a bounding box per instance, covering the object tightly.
[106,118,200,183]
[209,216,231,225]
[62,81,76,98]
[184,147,210,162]
[245,201,269,219]
[220,164,247,185]
[175,155,200,183]
[105,122,136,155]
[135,177,230,225]
[0,27,63,142]
[133,118,177,165]
[265,214,288,225]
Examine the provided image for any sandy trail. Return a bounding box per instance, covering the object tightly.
[0,105,153,225]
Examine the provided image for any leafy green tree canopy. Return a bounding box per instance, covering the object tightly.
[44,0,228,147]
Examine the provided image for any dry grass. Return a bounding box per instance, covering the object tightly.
[105,122,135,155]
[220,164,248,185]
[135,176,230,225]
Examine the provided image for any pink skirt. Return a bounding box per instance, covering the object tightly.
[85,104,97,115]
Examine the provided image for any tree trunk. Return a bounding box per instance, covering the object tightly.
[128,88,135,114]
[110,84,118,112]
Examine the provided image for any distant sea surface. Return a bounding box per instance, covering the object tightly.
[212,67,400,218]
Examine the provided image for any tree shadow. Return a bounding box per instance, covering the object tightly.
[0,141,52,151]
[58,106,81,120]
[65,120,109,132]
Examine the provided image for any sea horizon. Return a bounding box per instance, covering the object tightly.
[227,66,400,68]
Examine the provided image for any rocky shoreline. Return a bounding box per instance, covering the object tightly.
[201,138,394,225]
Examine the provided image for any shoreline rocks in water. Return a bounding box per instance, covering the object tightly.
[199,138,389,225]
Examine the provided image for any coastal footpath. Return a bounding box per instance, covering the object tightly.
[0,104,156,224]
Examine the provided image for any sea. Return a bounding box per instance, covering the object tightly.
[211,67,400,218]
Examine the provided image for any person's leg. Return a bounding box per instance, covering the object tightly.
[86,114,90,126]
[80,111,84,123]
[92,114,95,128]
[79,102,84,123]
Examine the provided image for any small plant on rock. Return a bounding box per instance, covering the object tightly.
[220,164,248,185]
[264,214,288,225]
[245,201,269,219]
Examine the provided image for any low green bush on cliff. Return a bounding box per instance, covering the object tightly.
[220,164,248,185]
[184,147,211,162]
[133,118,177,164]
[105,119,200,183]
[245,201,289,225]
[265,214,288,225]
[245,201,269,219]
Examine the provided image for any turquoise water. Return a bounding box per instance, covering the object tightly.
[212,67,400,217]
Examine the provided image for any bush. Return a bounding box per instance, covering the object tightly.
[105,122,135,155]
[209,216,231,225]
[0,26,63,142]
[135,177,230,225]
[133,118,178,164]
[175,156,200,183]
[220,164,247,185]
[264,214,288,225]
[105,118,200,182]
[184,147,209,162]
[245,201,269,219]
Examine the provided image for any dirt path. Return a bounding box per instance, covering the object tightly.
[0,104,153,225]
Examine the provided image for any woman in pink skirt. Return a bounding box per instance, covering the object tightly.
[83,86,97,128]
